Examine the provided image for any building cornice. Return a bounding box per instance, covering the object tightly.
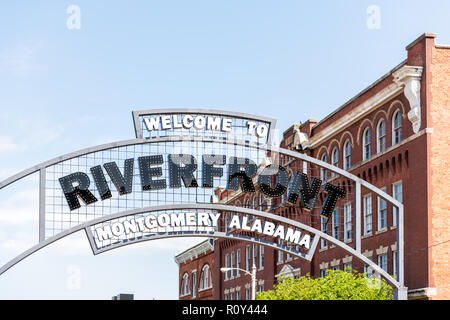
[175,239,214,265]
[310,83,403,148]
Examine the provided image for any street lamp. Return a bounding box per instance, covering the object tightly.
[220,264,257,300]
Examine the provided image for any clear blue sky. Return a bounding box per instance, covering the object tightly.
[1,0,449,299]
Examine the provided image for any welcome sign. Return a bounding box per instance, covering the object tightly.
[0,108,405,299]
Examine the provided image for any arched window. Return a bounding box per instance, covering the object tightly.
[253,197,258,209]
[377,119,386,153]
[343,140,351,170]
[363,128,371,161]
[331,147,339,177]
[245,199,250,208]
[320,154,328,182]
[199,264,212,290]
[259,194,264,211]
[181,273,189,296]
[392,110,402,145]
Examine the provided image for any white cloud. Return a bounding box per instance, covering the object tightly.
[0,41,47,77]
[0,188,39,226]
[0,136,25,153]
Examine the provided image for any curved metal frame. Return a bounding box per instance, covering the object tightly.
[0,135,406,296]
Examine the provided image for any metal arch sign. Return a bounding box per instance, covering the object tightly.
[0,108,407,299]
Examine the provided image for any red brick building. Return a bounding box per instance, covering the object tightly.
[176,33,450,300]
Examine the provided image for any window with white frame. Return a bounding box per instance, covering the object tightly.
[245,288,251,300]
[236,249,241,277]
[224,254,229,280]
[224,293,228,300]
[200,264,211,290]
[332,265,339,271]
[277,239,284,263]
[378,254,388,272]
[343,203,352,242]
[259,194,264,211]
[320,154,328,182]
[320,269,328,277]
[343,263,352,273]
[364,264,373,278]
[230,252,235,279]
[320,217,328,249]
[363,128,372,160]
[230,292,234,300]
[259,284,264,292]
[252,244,257,268]
[377,188,387,231]
[246,245,250,271]
[253,197,258,210]
[181,273,189,296]
[259,245,264,269]
[377,119,386,153]
[332,209,340,240]
[393,250,398,279]
[392,110,402,145]
[331,148,339,177]
[343,140,351,170]
[363,194,372,235]
[192,271,197,298]
[286,242,292,261]
[392,181,402,227]
[236,290,241,300]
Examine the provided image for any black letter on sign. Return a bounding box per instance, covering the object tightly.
[59,172,98,211]
[286,172,321,211]
[258,165,289,198]
[138,155,167,190]
[90,165,112,200]
[169,154,198,188]
[202,154,226,188]
[227,157,257,193]
[104,159,134,195]
[320,183,346,219]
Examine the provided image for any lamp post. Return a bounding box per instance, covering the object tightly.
[220,264,257,300]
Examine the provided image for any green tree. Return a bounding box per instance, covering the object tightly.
[256,269,393,300]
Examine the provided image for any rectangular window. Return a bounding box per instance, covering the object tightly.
[393,182,403,227]
[393,251,398,279]
[192,272,197,298]
[343,263,352,273]
[245,288,251,300]
[378,188,387,231]
[259,246,264,270]
[224,294,228,300]
[277,239,284,263]
[363,195,372,235]
[378,254,388,272]
[343,203,352,242]
[320,217,328,249]
[332,209,340,240]
[224,254,229,280]
[332,266,339,271]
[236,249,241,277]
[259,284,264,292]
[236,290,240,300]
[246,245,250,272]
[320,269,328,277]
[230,292,234,300]
[230,252,235,278]
[252,244,257,268]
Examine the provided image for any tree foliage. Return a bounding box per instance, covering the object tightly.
[256,269,393,300]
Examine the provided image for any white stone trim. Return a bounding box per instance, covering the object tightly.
[310,83,403,147]
[319,262,329,270]
[363,249,373,258]
[175,239,214,265]
[391,242,398,252]
[408,287,437,299]
[376,245,389,255]
[342,255,353,264]
[330,258,341,267]
[393,66,423,133]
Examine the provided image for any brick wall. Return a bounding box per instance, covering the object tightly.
[429,45,450,300]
